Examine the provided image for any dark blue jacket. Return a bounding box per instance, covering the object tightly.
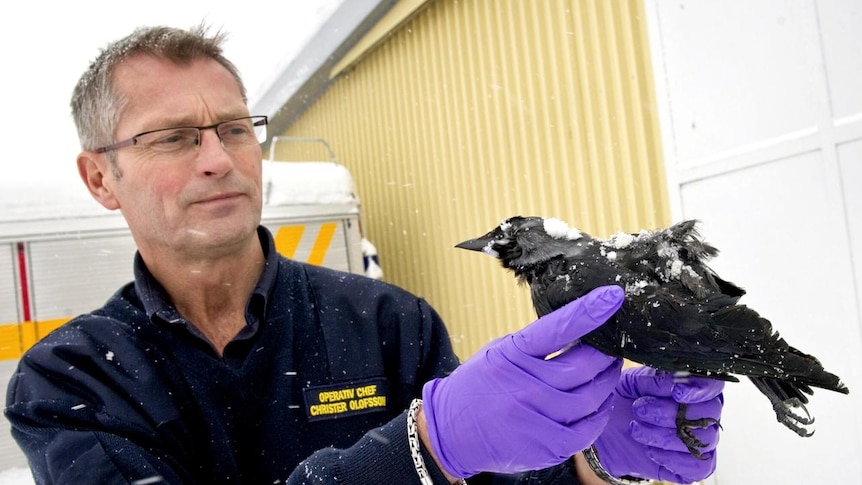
[5,228,578,484]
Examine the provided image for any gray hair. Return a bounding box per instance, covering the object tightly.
[71,23,247,157]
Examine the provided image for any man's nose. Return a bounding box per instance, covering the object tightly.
[195,128,233,176]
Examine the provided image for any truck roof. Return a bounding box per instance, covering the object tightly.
[0,160,359,241]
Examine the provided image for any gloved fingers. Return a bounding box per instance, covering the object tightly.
[629,420,720,454]
[476,389,616,473]
[647,448,717,484]
[499,396,615,472]
[507,341,621,390]
[632,396,723,428]
[671,375,726,404]
[542,392,616,459]
[616,366,676,400]
[512,286,624,358]
[569,394,615,438]
[551,362,620,422]
[502,358,620,424]
[470,343,621,423]
[617,367,725,403]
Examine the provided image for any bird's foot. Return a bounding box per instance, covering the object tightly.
[676,403,720,459]
[775,398,815,437]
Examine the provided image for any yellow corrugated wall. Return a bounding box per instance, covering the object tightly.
[274,0,669,360]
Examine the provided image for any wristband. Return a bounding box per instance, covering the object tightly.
[583,445,652,485]
[408,399,467,485]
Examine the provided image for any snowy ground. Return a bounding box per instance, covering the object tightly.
[0,468,31,485]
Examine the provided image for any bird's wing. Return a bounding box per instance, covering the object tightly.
[607,221,746,300]
[529,249,624,318]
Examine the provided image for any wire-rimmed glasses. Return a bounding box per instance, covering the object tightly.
[94,116,268,156]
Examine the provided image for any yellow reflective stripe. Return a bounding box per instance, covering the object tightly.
[0,322,22,360]
[37,318,68,339]
[274,225,305,258]
[307,223,337,266]
[20,321,38,354]
[0,318,71,360]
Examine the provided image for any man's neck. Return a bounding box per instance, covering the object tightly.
[143,237,265,354]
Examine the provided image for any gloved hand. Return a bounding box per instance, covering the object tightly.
[422,285,625,478]
[592,366,724,484]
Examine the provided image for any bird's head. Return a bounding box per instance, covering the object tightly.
[456,216,585,272]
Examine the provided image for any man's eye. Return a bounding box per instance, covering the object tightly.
[154,132,193,145]
[220,124,253,140]
[143,129,197,151]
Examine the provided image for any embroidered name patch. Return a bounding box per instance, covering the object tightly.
[303,378,390,422]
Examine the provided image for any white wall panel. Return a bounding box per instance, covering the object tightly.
[652,0,821,165]
[647,0,862,482]
[838,139,862,328]
[680,152,862,483]
[817,1,862,119]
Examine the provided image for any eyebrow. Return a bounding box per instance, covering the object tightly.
[136,113,251,131]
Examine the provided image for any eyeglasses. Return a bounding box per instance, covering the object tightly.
[94,116,268,155]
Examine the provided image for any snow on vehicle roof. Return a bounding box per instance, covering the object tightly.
[262,160,357,206]
[0,160,358,224]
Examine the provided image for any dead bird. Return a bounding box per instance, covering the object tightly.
[456,216,849,457]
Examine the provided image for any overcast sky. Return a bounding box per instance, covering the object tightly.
[2,1,342,191]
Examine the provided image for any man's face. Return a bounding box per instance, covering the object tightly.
[83,55,263,260]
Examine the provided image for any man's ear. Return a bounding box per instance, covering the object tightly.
[77,152,120,210]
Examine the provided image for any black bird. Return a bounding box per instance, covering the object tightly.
[456,216,849,457]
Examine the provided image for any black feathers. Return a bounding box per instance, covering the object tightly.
[457,216,849,456]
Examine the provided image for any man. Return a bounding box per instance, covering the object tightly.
[5,25,723,484]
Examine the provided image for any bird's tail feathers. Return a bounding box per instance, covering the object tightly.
[710,306,849,395]
[780,346,850,395]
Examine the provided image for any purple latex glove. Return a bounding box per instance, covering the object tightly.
[422,285,625,478]
[593,366,724,484]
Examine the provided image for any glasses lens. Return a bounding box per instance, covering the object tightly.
[219,117,267,147]
[137,128,200,153]
[253,116,268,143]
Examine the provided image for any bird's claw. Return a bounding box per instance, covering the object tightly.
[775,398,815,437]
[676,403,720,459]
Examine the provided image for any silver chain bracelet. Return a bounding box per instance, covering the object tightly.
[582,445,651,485]
[407,398,467,485]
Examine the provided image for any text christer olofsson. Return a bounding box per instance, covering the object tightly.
[305,381,389,420]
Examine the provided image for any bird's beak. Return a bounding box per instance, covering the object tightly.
[455,237,492,252]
